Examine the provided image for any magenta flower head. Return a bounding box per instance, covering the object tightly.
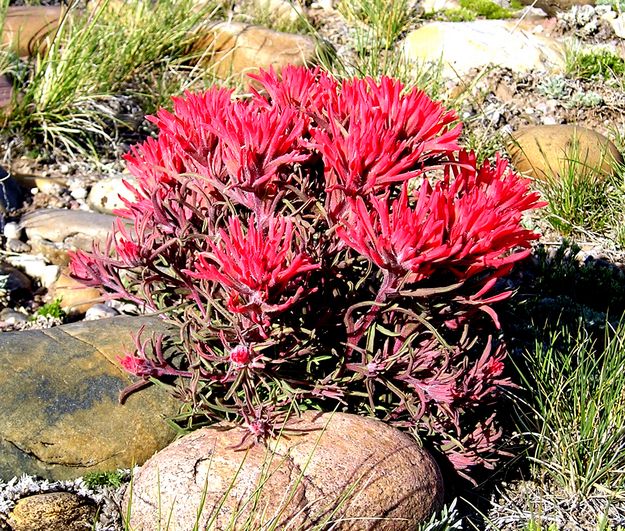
[185,214,319,324]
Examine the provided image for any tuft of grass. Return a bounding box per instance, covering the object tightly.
[35,297,66,320]
[515,319,625,498]
[427,0,515,21]
[241,0,310,35]
[565,44,625,80]
[83,469,127,489]
[458,0,515,18]
[337,0,413,49]
[4,0,221,156]
[436,7,477,21]
[317,21,445,100]
[533,136,625,239]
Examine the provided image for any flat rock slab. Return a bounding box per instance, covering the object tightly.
[21,208,116,246]
[403,20,565,78]
[0,315,179,481]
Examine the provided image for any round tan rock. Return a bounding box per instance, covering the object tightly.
[87,175,137,214]
[2,6,65,57]
[507,125,623,182]
[7,491,97,531]
[193,22,321,80]
[48,269,102,314]
[125,411,443,530]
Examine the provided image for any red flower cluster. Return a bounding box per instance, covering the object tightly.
[71,65,543,478]
[185,214,318,327]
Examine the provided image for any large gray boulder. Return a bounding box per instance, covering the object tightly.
[0,316,179,481]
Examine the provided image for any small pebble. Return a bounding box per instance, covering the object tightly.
[84,303,119,321]
[6,239,31,253]
[70,187,88,200]
[3,222,22,241]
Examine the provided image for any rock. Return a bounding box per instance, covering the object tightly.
[9,157,69,192]
[22,208,115,246]
[1,6,65,57]
[194,22,320,80]
[0,166,23,214]
[7,491,98,531]
[313,0,334,8]
[253,0,305,25]
[517,0,594,16]
[402,20,565,78]
[0,73,15,109]
[87,176,136,214]
[21,208,116,265]
[48,270,101,314]
[3,221,22,240]
[84,303,119,321]
[0,315,179,481]
[607,11,625,38]
[125,411,443,531]
[5,254,60,288]
[0,308,28,324]
[507,125,623,182]
[5,239,31,254]
[421,0,461,14]
[0,261,32,293]
[69,185,88,201]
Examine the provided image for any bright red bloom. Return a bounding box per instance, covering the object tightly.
[118,352,152,377]
[336,151,543,283]
[205,102,310,197]
[312,76,462,201]
[69,249,101,286]
[250,65,337,115]
[185,214,319,321]
[71,67,546,478]
[229,345,252,367]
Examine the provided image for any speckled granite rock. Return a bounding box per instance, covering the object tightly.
[126,411,443,531]
[0,315,178,481]
[7,491,98,531]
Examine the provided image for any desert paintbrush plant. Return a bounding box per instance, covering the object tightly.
[70,65,544,480]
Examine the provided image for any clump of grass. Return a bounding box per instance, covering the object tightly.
[4,0,221,155]
[35,297,66,320]
[83,469,127,489]
[436,7,477,21]
[515,319,625,498]
[242,0,310,34]
[337,0,413,48]
[458,0,515,18]
[428,0,516,21]
[566,45,625,80]
[535,137,625,238]
[316,14,444,99]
